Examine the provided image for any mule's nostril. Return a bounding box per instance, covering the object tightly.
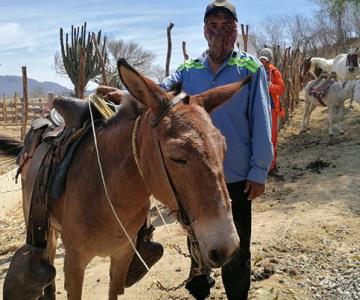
[209,248,228,267]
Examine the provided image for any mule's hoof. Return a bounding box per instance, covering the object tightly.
[339,130,345,135]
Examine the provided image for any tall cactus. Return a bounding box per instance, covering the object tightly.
[60,22,107,98]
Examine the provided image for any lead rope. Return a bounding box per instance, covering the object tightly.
[88,103,187,292]
[88,101,151,274]
[132,115,189,256]
[132,114,192,292]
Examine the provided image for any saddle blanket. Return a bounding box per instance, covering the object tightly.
[308,74,336,106]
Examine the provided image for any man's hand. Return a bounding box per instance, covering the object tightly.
[244,180,265,200]
[96,85,125,104]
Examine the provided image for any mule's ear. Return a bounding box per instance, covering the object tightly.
[190,76,252,113]
[117,58,165,112]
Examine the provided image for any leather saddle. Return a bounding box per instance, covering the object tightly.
[308,73,336,106]
[5,97,99,299]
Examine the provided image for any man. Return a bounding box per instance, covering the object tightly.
[99,1,273,298]
[160,1,273,299]
[258,48,285,178]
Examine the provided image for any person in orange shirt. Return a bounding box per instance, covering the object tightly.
[258,48,285,178]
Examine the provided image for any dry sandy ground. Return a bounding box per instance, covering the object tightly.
[0,101,359,299]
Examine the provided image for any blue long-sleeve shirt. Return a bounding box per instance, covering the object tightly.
[160,49,273,184]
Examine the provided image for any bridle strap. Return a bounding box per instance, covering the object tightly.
[151,92,187,127]
[153,134,191,227]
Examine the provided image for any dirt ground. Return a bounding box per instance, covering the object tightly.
[0,100,359,299]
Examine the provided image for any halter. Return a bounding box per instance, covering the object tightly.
[151,92,187,126]
[132,91,193,227]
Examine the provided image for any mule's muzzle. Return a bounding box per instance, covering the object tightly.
[206,240,239,268]
[207,246,235,268]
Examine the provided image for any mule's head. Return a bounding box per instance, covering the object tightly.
[117,58,250,268]
[346,47,359,72]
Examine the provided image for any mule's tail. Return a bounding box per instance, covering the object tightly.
[0,135,23,157]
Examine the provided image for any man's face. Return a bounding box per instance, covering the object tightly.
[205,12,236,33]
[204,12,238,64]
[260,58,270,68]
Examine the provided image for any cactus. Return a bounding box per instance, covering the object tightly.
[60,22,107,97]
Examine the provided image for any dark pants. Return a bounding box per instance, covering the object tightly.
[185,181,252,300]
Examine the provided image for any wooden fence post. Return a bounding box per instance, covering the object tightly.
[21,66,29,140]
[14,92,18,122]
[182,41,189,61]
[241,24,249,52]
[2,93,6,123]
[165,22,174,77]
[48,92,54,110]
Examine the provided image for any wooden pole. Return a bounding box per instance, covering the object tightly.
[92,33,108,85]
[241,24,249,52]
[14,92,18,122]
[21,66,29,140]
[48,92,54,111]
[2,93,6,123]
[182,41,189,61]
[78,47,86,99]
[165,22,174,77]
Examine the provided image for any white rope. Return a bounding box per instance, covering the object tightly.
[131,116,175,246]
[87,100,150,273]
[88,101,189,291]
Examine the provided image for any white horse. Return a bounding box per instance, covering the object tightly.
[332,47,360,107]
[301,79,360,136]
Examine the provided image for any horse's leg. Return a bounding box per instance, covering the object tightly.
[336,104,345,134]
[328,105,336,136]
[109,245,134,300]
[63,248,91,300]
[300,100,311,132]
[38,229,58,300]
[303,101,316,132]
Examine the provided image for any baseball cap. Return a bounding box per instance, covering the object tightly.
[204,0,238,22]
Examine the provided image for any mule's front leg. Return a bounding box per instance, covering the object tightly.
[109,245,134,300]
[335,105,345,134]
[39,229,59,300]
[328,106,336,136]
[64,249,91,300]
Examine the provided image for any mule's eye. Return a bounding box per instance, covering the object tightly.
[169,157,188,165]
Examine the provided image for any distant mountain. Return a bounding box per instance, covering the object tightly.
[0,75,72,97]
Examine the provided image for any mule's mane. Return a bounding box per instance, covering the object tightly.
[105,94,146,127]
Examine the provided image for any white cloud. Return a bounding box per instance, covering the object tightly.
[0,22,35,51]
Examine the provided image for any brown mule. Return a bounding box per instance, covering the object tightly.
[15,58,251,299]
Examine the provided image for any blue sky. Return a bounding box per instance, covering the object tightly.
[0,0,318,89]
